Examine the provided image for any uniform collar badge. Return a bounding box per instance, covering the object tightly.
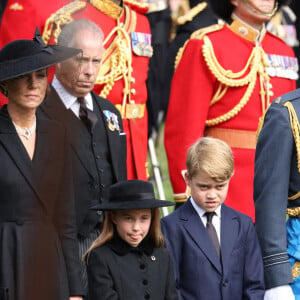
[9,2,23,10]
[229,14,266,43]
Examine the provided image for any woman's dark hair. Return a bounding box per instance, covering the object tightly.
[0,84,8,97]
[210,0,290,23]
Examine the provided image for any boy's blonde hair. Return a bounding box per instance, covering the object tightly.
[186,137,234,181]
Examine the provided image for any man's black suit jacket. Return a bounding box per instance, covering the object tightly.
[40,86,127,238]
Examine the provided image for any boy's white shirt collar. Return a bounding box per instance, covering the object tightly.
[190,197,221,242]
[52,75,93,117]
[190,196,221,218]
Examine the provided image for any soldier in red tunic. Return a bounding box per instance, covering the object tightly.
[0,0,152,181]
[0,0,68,46]
[164,0,298,219]
[0,0,70,106]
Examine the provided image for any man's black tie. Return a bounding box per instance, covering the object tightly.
[205,211,220,259]
[77,97,98,132]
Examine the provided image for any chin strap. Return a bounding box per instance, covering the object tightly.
[242,0,278,18]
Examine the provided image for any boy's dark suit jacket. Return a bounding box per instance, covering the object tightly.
[40,86,127,238]
[161,199,265,300]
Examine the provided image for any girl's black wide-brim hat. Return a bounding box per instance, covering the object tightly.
[0,27,81,82]
[91,180,175,210]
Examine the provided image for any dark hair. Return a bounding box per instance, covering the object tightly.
[210,0,290,23]
[0,84,7,97]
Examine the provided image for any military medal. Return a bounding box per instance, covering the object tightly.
[131,32,153,57]
[103,110,120,132]
[266,54,299,80]
[107,120,115,131]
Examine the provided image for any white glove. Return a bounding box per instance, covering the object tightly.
[264,285,295,300]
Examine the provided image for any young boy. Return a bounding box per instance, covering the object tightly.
[161,137,264,300]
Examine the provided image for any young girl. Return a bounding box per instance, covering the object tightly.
[85,180,178,300]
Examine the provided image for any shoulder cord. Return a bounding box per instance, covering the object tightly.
[202,36,272,126]
[284,101,300,173]
[42,1,87,44]
[177,2,207,25]
[96,5,136,118]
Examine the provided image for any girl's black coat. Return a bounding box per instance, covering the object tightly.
[87,235,178,300]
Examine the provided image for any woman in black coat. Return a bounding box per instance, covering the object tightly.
[85,180,178,300]
[0,29,84,300]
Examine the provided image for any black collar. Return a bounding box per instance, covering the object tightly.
[108,233,154,256]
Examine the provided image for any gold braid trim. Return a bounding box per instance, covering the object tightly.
[289,191,300,201]
[174,45,185,71]
[203,36,260,85]
[90,0,123,19]
[174,196,188,203]
[96,6,136,118]
[124,0,149,10]
[292,261,300,279]
[177,2,207,25]
[256,110,267,141]
[202,36,271,126]
[190,24,223,40]
[283,101,300,172]
[174,24,223,71]
[287,207,300,217]
[42,1,87,44]
[210,83,228,106]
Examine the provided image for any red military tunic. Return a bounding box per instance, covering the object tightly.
[0,0,69,106]
[43,0,151,180]
[0,0,69,46]
[165,16,297,220]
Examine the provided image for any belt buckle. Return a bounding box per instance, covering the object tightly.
[125,104,145,119]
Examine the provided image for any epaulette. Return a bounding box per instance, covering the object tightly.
[283,100,300,172]
[89,0,123,19]
[42,1,87,44]
[257,90,300,172]
[124,0,149,14]
[256,90,300,140]
[273,89,300,106]
[190,23,224,40]
[174,24,223,70]
[177,2,207,25]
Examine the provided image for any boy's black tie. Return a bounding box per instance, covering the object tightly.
[205,211,220,259]
[77,97,98,132]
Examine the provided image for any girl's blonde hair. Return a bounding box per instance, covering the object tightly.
[84,208,165,261]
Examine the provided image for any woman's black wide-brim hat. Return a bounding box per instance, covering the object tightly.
[0,27,81,82]
[91,180,175,210]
